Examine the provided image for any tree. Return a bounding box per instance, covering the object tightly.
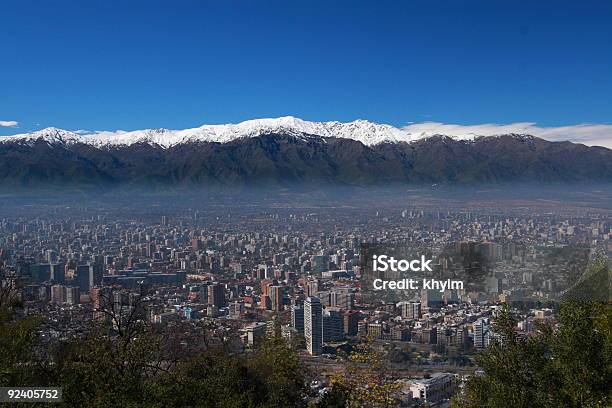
[455,276,611,408]
[549,300,611,407]
[249,335,310,407]
[146,335,309,408]
[454,306,554,407]
[53,289,168,407]
[324,336,400,407]
[0,274,50,387]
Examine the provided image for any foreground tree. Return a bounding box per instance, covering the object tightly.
[320,336,400,407]
[147,335,309,408]
[455,259,611,408]
[0,275,51,388]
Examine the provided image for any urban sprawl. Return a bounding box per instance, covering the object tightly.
[1,200,609,406]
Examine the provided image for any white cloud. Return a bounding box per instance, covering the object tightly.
[0,120,18,127]
[401,122,612,149]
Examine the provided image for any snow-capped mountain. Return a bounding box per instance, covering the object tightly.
[0,116,480,148]
[0,117,610,187]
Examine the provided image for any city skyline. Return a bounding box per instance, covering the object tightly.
[1,190,608,405]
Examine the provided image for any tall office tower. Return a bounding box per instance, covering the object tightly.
[50,263,65,284]
[473,318,488,349]
[323,307,344,342]
[208,283,226,308]
[76,264,91,293]
[401,301,422,320]
[65,286,80,305]
[104,255,114,266]
[260,279,273,297]
[145,243,156,258]
[76,262,101,293]
[90,287,102,310]
[306,279,320,297]
[343,310,360,336]
[304,297,323,355]
[269,285,284,312]
[34,264,51,283]
[291,304,304,333]
[312,255,329,274]
[50,284,65,304]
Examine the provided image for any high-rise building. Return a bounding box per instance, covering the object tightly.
[323,307,344,342]
[291,304,304,333]
[367,323,383,339]
[485,275,502,294]
[261,279,273,297]
[473,318,488,349]
[422,327,438,344]
[269,285,284,312]
[312,255,329,274]
[34,264,51,283]
[90,286,101,310]
[50,263,65,283]
[306,279,320,297]
[50,284,65,304]
[317,291,331,307]
[392,326,411,341]
[76,263,100,293]
[304,297,322,355]
[208,283,226,308]
[343,310,360,336]
[401,301,421,320]
[65,286,80,305]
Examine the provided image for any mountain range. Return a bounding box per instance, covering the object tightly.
[1,117,611,187]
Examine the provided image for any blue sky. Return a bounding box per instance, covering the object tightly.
[1,0,611,136]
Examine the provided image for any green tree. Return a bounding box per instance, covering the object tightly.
[147,335,308,408]
[455,299,611,408]
[325,336,400,407]
[0,277,50,388]
[249,335,309,407]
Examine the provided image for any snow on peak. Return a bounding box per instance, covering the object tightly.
[0,117,517,148]
[8,127,83,145]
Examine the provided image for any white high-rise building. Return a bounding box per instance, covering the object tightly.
[304,296,322,355]
[473,318,489,349]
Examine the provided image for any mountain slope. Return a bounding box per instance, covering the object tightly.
[0,131,610,187]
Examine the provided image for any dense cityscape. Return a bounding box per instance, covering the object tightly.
[2,1,611,406]
[1,192,609,406]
